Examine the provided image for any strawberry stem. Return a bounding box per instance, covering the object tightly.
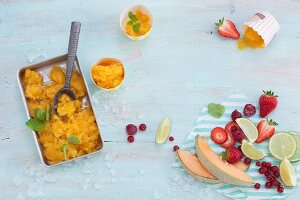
[263,90,279,97]
[267,118,279,126]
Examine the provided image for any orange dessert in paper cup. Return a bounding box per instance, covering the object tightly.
[91,58,125,91]
[238,11,280,49]
[120,4,153,40]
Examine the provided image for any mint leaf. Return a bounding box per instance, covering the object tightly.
[34,108,46,121]
[133,23,141,33]
[127,21,133,25]
[68,134,80,145]
[208,103,225,118]
[128,11,137,22]
[60,144,68,160]
[46,104,50,122]
[25,119,46,131]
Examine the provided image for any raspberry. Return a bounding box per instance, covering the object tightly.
[255,161,261,167]
[277,187,284,193]
[139,124,147,131]
[169,136,174,141]
[232,129,245,142]
[244,104,256,116]
[265,182,272,188]
[173,145,179,152]
[126,124,137,135]
[254,183,260,189]
[271,166,279,173]
[231,110,242,121]
[244,157,252,165]
[127,135,134,143]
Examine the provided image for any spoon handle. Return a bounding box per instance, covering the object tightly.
[65,21,81,88]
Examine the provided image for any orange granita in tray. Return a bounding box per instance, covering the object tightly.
[91,59,125,89]
[237,27,265,49]
[125,10,151,37]
[23,67,101,165]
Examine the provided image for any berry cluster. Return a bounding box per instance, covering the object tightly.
[126,123,147,143]
[254,161,284,193]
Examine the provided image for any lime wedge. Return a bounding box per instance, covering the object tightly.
[236,118,258,143]
[289,132,300,162]
[241,139,266,160]
[269,132,296,160]
[155,117,171,144]
[280,158,297,187]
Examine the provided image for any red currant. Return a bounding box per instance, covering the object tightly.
[255,161,261,167]
[254,183,260,189]
[267,175,275,182]
[127,135,134,143]
[277,186,284,193]
[265,162,272,169]
[259,167,267,174]
[271,166,279,173]
[126,124,137,135]
[274,172,280,178]
[265,182,272,188]
[244,157,252,165]
[261,161,267,167]
[139,124,147,131]
[264,171,270,177]
[272,180,279,187]
[169,136,174,141]
[173,145,179,152]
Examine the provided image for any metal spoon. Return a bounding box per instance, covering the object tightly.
[53,21,81,115]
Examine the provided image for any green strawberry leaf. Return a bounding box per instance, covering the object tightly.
[68,134,81,145]
[25,119,46,131]
[208,103,225,118]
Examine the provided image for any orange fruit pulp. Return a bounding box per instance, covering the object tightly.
[125,10,151,37]
[237,27,265,49]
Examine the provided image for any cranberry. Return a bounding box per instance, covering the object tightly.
[126,124,137,135]
[173,145,180,152]
[244,104,256,116]
[265,162,272,169]
[244,158,252,165]
[264,171,270,177]
[265,182,272,188]
[232,129,245,142]
[271,166,279,173]
[259,167,268,174]
[255,161,261,167]
[139,124,147,131]
[254,183,261,189]
[274,172,280,178]
[277,186,284,193]
[231,110,242,121]
[127,135,134,143]
[230,126,238,132]
[169,136,174,141]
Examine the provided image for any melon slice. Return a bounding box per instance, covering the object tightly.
[177,150,250,183]
[195,135,254,186]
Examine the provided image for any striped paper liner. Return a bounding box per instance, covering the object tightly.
[173,93,299,200]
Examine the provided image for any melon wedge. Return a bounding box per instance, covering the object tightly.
[177,150,250,183]
[195,135,254,186]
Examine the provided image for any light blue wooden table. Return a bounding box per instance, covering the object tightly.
[1,0,300,199]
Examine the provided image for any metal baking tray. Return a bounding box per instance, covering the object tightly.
[17,54,103,167]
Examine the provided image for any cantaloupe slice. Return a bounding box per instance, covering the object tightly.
[177,150,250,183]
[195,135,254,186]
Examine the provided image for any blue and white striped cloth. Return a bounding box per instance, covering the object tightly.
[173,93,299,200]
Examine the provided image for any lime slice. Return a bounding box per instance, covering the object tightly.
[269,132,296,160]
[236,118,258,143]
[241,139,266,160]
[280,158,297,187]
[289,132,300,162]
[155,117,171,144]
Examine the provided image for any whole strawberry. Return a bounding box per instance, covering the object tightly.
[259,90,278,117]
[256,118,278,143]
[221,147,243,164]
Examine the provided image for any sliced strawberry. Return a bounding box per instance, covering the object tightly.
[256,118,278,143]
[215,17,240,40]
[221,130,235,148]
[211,127,228,144]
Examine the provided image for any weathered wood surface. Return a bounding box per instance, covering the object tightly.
[0,0,300,199]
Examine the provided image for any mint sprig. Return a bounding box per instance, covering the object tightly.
[60,134,81,160]
[127,11,141,33]
[26,105,51,131]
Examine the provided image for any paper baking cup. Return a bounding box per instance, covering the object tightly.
[120,4,153,41]
[243,11,280,47]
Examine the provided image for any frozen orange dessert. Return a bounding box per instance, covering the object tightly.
[23,67,101,165]
[125,10,151,37]
[91,58,125,90]
[237,27,265,49]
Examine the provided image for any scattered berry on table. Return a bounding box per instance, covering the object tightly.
[244,157,252,165]
[277,186,284,193]
[215,17,240,39]
[173,145,180,152]
[254,183,261,189]
[244,104,256,116]
[169,136,174,141]
[139,123,147,131]
[256,161,261,167]
[265,182,272,188]
[259,90,278,118]
[231,109,242,121]
[126,124,137,135]
[127,135,135,143]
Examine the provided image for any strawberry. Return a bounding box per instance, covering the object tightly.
[221,147,243,164]
[256,118,278,143]
[211,127,228,144]
[259,90,278,117]
[225,121,239,133]
[221,130,235,148]
[215,17,240,40]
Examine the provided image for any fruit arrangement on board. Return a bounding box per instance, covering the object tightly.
[176,91,300,194]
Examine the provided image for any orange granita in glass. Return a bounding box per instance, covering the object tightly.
[91,59,125,89]
[237,27,265,49]
[125,10,151,37]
